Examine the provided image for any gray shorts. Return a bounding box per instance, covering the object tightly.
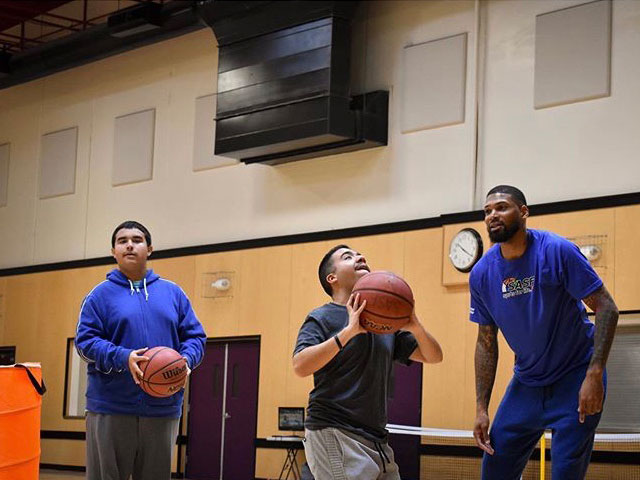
[304,427,400,480]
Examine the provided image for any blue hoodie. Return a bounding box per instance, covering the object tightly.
[75,269,206,417]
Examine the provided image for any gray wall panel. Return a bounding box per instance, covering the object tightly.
[39,127,78,199]
[534,0,611,109]
[112,108,155,186]
[401,33,467,133]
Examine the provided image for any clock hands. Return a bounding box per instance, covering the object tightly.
[457,243,472,256]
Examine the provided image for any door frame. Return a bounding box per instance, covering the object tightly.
[184,335,262,479]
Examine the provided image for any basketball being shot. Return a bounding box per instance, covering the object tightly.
[292,245,443,480]
[353,271,414,334]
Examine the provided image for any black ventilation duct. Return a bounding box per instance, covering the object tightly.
[107,2,164,38]
[198,1,388,165]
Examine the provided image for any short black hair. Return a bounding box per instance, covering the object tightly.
[318,244,350,296]
[111,221,152,248]
[486,185,527,207]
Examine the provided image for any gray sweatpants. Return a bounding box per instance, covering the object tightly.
[304,428,401,480]
[85,412,180,480]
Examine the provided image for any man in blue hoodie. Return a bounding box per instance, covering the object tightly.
[75,220,206,480]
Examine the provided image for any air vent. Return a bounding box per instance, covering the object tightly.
[198,1,388,165]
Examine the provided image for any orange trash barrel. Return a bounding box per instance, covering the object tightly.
[0,364,46,480]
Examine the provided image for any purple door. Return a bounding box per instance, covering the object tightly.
[186,339,260,480]
[387,361,422,480]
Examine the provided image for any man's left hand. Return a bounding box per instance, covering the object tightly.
[578,369,604,423]
[401,311,420,334]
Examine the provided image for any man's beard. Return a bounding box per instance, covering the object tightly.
[488,222,521,243]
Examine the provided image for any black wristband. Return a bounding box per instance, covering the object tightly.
[334,335,344,350]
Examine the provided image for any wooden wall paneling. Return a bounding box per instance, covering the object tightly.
[416,227,513,429]
[287,241,331,417]
[248,245,298,479]
[614,205,640,310]
[242,246,293,441]
[40,438,85,467]
[341,233,406,275]
[192,251,243,338]
[5,266,108,468]
[149,256,197,298]
[442,221,490,286]
[37,270,83,430]
[0,277,5,344]
[44,266,110,428]
[404,229,467,429]
[4,274,41,363]
[39,266,110,466]
[459,290,517,428]
[236,245,291,337]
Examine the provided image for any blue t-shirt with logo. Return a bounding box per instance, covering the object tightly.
[469,229,603,386]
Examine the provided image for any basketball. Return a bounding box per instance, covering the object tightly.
[139,346,188,398]
[353,271,414,334]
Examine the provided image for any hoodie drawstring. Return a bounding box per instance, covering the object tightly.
[374,441,390,473]
[128,278,149,301]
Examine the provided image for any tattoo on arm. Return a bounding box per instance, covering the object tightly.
[475,324,499,412]
[582,286,619,370]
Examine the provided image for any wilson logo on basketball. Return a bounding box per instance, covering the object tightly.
[361,318,394,332]
[162,365,187,380]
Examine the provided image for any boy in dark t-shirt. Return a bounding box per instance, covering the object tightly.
[471,186,619,480]
[293,245,443,480]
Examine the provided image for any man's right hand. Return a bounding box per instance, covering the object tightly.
[128,348,149,385]
[473,411,495,455]
[345,292,367,337]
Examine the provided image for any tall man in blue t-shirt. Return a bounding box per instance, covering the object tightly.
[293,245,443,480]
[470,186,619,480]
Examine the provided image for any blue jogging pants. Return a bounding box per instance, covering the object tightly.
[482,364,606,480]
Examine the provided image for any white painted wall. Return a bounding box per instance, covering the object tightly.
[0,0,638,268]
[478,0,640,205]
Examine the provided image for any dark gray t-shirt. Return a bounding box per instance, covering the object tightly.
[294,302,418,442]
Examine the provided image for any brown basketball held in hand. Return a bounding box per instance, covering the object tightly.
[138,346,188,398]
[352,271,414,334]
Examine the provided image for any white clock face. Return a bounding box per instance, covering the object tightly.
[449,229,483,272]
